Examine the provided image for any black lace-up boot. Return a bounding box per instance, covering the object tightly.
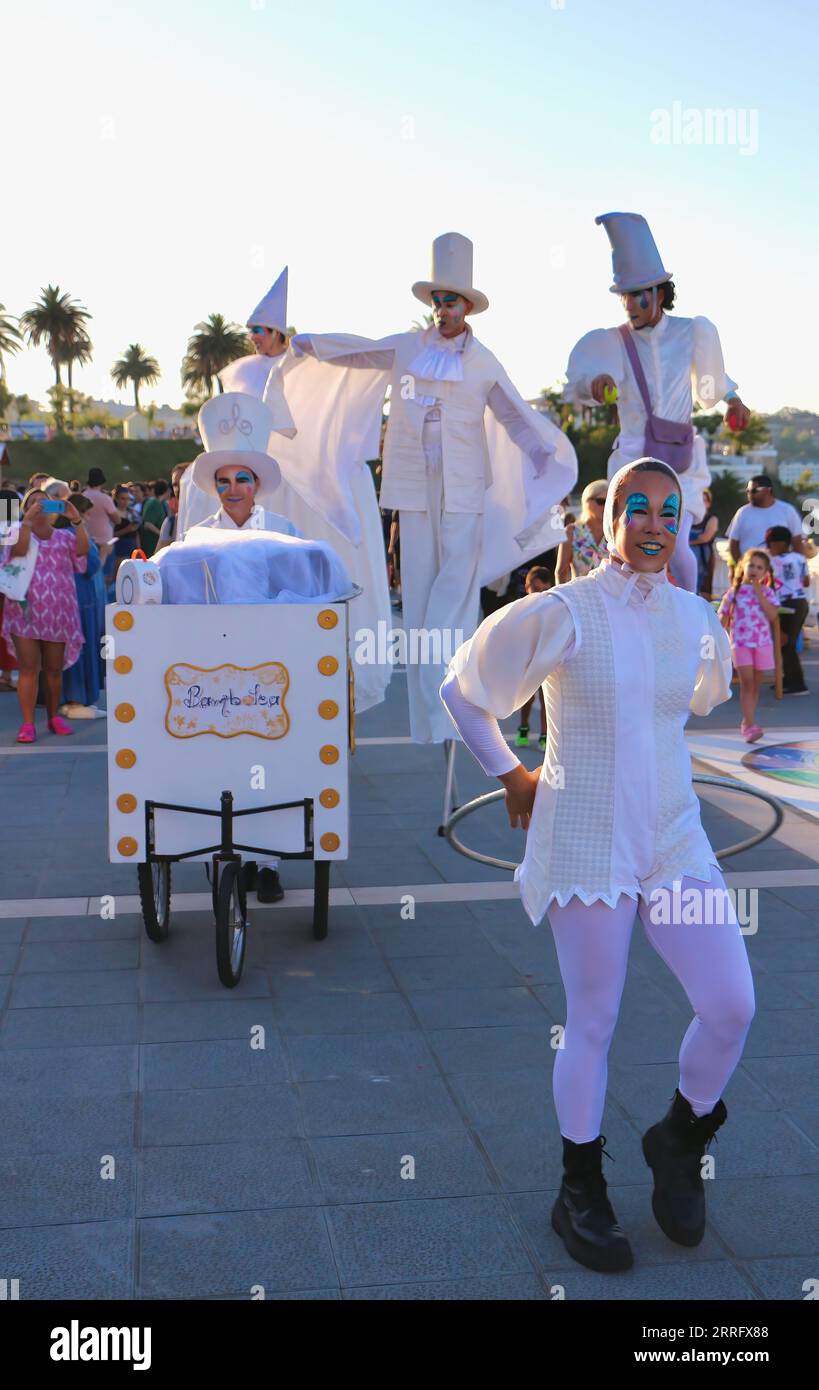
[641,1088,727,1246]
[551,1134,634,1272]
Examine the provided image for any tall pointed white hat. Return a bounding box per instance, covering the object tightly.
[247,266,288,333]
[412,232,489,314]
[596,212,672,294]
[190,392,281,500]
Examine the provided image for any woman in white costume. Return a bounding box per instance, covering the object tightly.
[566,213,752,593]
[439,458,756,1273]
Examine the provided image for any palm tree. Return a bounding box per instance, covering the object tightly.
[20,286,91,430]
[58,326,93,431]
[182,313,249,397]
[0,304,22,379]
[111,343,160,410]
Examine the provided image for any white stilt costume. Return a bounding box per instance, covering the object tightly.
[566,213,743,592]
[179,267,393,715]
[439,461,755,1148]
[291,232,577,743]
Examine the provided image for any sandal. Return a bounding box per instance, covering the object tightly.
[47,715,74,737]
[16,722,36,743]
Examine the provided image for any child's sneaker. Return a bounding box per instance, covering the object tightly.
[538,733,547,750]
[514,725,530,747]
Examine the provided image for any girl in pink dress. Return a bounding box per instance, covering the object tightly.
[2,488,90,742]
[717,548,780,743]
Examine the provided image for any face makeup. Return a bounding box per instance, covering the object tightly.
[661,492,680,535]
[612,471,682,571]
[431,290,468,338]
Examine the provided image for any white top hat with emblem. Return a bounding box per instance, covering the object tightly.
[412,232,489,314]
[190,392,281,500]
[596,212,673,293]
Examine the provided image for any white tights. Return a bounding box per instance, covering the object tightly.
[668,508,698,592]
[547,867,755,1142]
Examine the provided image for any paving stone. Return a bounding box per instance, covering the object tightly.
[0,1151,135,1228]
[326,1195,534,1287]
[407,986,547,1031]
[743,1257,819,1300]
[346,1273,548,1299]
[142,1000,278,1044]
[0,1004,139,1049]
[284,1030,436,1082]
[427,1024,556,1075]
[138,1208,337,1298]
[0,1220,133,1299]
[139,963,271,1002]
[10,970,139,1008]
[273,991,417,1035]
[707,1176,819,1257]
[387,951,522,991]
[18,939,139,973]
[0,1093,136,1157]
[299,1074,464,1137]
[141,1083,303,1147]
[309,1130,494,1203]
[141,1036,289,1091]
[138,1140,320,1216]
[0,1044,137,1097]
[475,1111,647,1192]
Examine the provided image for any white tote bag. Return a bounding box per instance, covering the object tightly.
[0,535,39,602]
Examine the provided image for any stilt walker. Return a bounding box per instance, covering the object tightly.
[291,232,577,750]
[566,212,752,592]
[440,457,756,1271]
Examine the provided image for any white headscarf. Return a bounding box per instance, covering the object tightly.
[601,457,681,605]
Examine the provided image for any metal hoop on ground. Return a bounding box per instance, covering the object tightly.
[442,774,785,872]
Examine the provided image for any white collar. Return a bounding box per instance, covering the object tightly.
[593,555,669,609]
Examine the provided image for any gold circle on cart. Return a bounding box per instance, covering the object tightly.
[117,836,138,857]
[320,832,340,852]
[317,609,338,629]
[116,793,137,814]
[115,703,135,723]
[113,655,133,674]
[115,748,136,768]
[318,656,338,676]
[319,788,340,808]
[318,699,339,720]
[113,611,134,631]
[319,745,339,764]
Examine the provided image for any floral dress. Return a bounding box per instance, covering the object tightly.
[717,582,776,651]
[570,521,608,577]
[1,527,87,669]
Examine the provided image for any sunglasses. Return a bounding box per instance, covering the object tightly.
[215,472,255,493]
[589,496,606,506]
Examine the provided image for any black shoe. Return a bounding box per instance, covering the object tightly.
[782,685,809,696]
[642,1088,727,1246]
[551,1135,634,1272]
[240,861,258,894]
[256,867,284,903]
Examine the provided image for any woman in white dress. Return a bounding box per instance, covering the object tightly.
[440,458,756,1273]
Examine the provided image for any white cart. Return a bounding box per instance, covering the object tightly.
[106,597,355,986]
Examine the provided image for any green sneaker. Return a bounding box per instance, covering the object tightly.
[514,725,530,747]
[538,733,547,750]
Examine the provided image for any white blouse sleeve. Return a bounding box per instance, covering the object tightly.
[690,600,734,716]
[446,591,577,718]
[439,672,521,777]
[691,316,735,408]
[565,328,622,406]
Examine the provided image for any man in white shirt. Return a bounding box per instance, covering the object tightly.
[291,232,577,743]
[566,212,751,592]
[727,476,804,561]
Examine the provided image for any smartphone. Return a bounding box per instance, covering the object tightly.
[41,499,66,514]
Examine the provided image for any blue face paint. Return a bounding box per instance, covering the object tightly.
[638,291,649,310]
[661,492,680,534]
[624,491,648,525]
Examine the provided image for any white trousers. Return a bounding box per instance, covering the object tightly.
[398,418,484,743]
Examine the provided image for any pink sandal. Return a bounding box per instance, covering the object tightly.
[742,723,763,743]
[48,715,74,737]
[16,722,37,743]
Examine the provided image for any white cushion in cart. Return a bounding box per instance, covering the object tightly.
[153,527,355,605]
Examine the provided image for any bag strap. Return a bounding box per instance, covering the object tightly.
[617,323,654,420]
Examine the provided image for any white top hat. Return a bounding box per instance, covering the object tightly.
[247,266,288,333]
[190,392,281,500]
[412,232,489,314]
[596,212,672,294]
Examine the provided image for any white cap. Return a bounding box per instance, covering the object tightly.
[247,266,288,333]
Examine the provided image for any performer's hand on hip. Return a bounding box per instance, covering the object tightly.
[499,764,541,830]
[591,374,617,404]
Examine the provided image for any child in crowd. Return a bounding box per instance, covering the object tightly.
[765,525,811,695]
[515,566,552,749]
[717,548,780,742]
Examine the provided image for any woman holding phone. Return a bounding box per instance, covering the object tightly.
[1,486,89,742]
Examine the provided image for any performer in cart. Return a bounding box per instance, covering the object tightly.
[440,458,755,1272]
[566,212,751,592]
[290,232,577,743]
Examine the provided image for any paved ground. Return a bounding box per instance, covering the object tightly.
[0,630,817,1301]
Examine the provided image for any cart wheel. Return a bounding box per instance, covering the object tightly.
[215,861,248,988]
[137,861,171,942]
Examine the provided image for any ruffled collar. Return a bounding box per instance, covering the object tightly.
[593,554,669,609]
[407,325,471,382]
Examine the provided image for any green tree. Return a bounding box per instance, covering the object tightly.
[111,343,160,410]
[182,313,249,397]
[20,286,91,429]
[0,303,22,379]
[693,411,723,440]
[722,411,770,456]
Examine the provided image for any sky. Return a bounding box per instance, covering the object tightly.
[4,0,818,413]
